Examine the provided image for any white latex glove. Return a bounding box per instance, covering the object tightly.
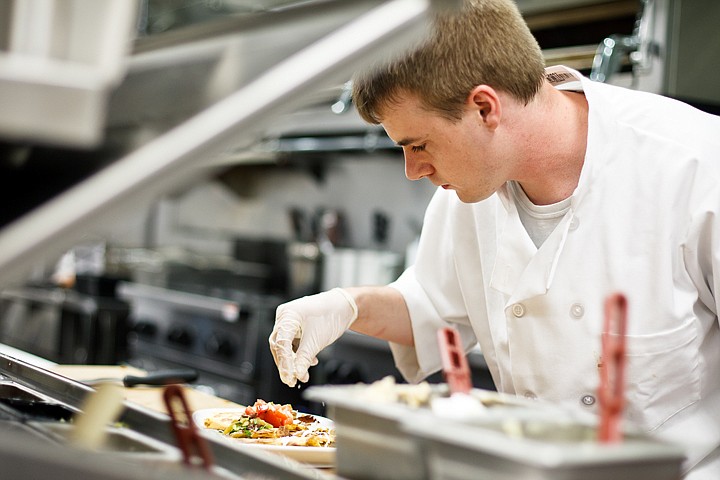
[269,288,358,387]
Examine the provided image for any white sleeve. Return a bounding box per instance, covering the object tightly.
[387,190,478,383]
[684,180,720,320]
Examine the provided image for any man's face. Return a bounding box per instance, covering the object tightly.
[379,91,508,204]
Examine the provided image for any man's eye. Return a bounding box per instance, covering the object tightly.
[411,144,426,153]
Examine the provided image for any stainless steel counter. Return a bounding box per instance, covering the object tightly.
[0,351,335,480]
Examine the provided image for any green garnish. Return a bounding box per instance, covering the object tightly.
[223,416,273,438]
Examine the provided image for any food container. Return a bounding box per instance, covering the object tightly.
[403,414,685,480]
[304,379,580,480]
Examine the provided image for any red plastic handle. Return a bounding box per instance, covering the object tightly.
[598,293,627,443]
[437,326,472,395]
[163,384,214,469]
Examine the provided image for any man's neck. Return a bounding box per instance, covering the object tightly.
[514,83,588,205]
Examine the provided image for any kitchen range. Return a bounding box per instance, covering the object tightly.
[119,280,289,408]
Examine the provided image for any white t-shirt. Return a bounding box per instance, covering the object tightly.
[508,180,571,248]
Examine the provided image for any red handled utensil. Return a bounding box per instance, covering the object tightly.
[163,384,214,469]
[437,326,472,395]
[598,293,628,443]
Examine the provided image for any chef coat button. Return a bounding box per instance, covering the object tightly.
[581,394,596,406]
[524,391,537,400]
[511,303,526,318]
[569,217,580,231]
[570,303,585,319]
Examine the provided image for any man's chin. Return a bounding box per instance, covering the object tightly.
[455,190,488,204]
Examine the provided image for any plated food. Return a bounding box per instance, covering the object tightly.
[200,399,334,447]
[193,399,336,466]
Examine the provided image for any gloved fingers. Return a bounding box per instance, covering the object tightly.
[269,327,297,367]
[270,313,302,352]
[269,313,302,387]
[294,355,318,384]
[294,350,318,386]
[269,323,298,356]
[280,370,298,388]
[296,369,310,384]
[270,343,298,387]
[270,289,359,387]
[273,348,298,387]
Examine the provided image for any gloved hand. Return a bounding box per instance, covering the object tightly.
[269,288,358,387]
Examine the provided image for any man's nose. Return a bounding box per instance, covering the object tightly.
[404,153,433,181]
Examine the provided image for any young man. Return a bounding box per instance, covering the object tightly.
[269,1,720,477]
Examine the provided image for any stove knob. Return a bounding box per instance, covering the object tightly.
[205,334,235,359]
[167,327,194,347]
[133,319,158,338]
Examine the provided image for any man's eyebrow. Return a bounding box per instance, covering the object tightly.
[395,137,422,147]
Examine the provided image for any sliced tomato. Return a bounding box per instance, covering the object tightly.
[263,408,292,427]
[245,399,267,416]
[244,399,294,427]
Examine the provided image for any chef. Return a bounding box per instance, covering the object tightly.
[269,0,720,478]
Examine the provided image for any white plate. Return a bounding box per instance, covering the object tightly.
[192,407,335,467]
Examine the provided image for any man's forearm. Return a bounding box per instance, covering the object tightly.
[344,285,414,346]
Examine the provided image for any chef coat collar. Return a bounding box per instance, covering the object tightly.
[489,65,607,303]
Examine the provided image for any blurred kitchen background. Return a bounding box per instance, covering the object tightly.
[0,0,718,413]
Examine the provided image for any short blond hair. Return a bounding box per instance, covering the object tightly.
[353,0,545,124]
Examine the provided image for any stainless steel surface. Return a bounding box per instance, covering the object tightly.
[662,0,720,105]
[37,422,176,456]
[288,241,322,298]
[117,281,295,408]
[591,0,720,108]
[111,1,399,136]
[590,0,646,82]
[590,33,641,82]
[406,416,685,480]
[305,383,567,480]
[307,382,685,480]
[118,281,246,318]
[0,431,206,480]
[0,0,138,146]
[0,351,334,479]
[0,0,434,290]
[0,285,130,364]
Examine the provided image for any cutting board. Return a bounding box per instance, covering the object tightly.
[49,365,243,414]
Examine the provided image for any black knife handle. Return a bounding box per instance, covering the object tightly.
[123,369,199,387]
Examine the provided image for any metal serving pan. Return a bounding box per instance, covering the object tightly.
[304,380,576,480]
[403,413,685,480]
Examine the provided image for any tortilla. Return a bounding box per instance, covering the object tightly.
[201,406,335,448]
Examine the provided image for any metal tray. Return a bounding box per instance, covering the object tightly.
[403,414,685,480]
[304,380,576,480]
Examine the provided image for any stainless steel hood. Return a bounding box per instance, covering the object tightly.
[0,0,138,147]
[0,0,447,290]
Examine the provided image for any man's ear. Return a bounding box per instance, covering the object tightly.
[468,85,501,129]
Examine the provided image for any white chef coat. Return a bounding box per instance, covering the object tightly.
[388,66,720,479]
